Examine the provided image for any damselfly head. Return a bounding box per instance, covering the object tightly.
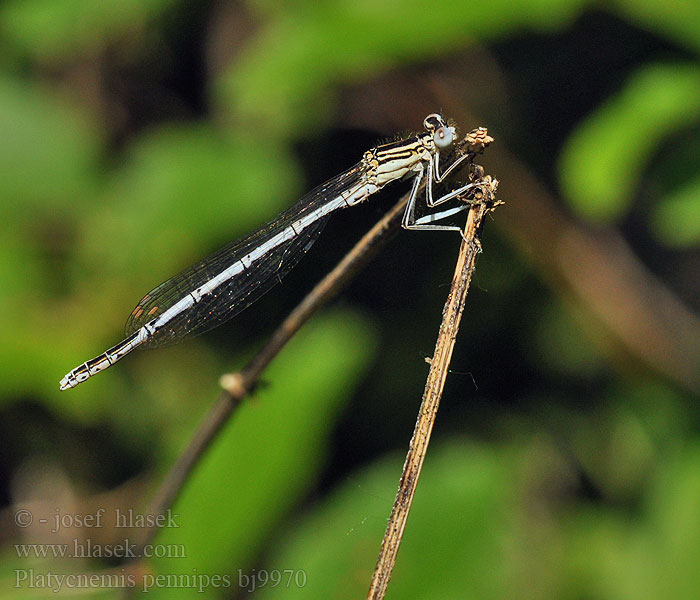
[423,113,456,149]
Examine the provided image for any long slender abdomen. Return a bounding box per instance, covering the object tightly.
[59,329,148,390]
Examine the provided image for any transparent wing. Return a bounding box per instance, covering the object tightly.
[125,162,364,348]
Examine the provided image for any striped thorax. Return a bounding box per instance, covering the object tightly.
[361,113,456,190]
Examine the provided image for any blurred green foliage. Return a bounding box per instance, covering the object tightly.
[1,0,178,60]
[150,312,374,599]
[559,63,700,224]
[218,0,587,136]
[1,0,699,599]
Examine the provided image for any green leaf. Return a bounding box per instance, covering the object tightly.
[257,441,516,600]
[146,312,374,598]
[0,76,100,217]
[652,174,700,246]
[558,63,700,221]
[612,0,700,53]
[0,0,180,59]
[561,443,700,600]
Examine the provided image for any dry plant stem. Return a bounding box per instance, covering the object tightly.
[138,195,409,551]
[367,195,496,600]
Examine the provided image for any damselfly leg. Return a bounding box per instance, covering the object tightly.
[402,156,483,233]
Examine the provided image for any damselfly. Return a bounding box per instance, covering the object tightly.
[60,114,481,390]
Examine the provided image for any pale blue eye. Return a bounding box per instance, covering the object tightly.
[433,126,454,149]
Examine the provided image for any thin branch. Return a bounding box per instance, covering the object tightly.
[367,174,500,600]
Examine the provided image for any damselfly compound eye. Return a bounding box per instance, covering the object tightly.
[433,126,455,149]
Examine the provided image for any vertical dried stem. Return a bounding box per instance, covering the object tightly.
[367,177,499,600]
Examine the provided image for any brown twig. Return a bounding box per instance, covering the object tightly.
[366,173,500,600]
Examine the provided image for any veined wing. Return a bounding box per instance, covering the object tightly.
[125,162,364,348]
